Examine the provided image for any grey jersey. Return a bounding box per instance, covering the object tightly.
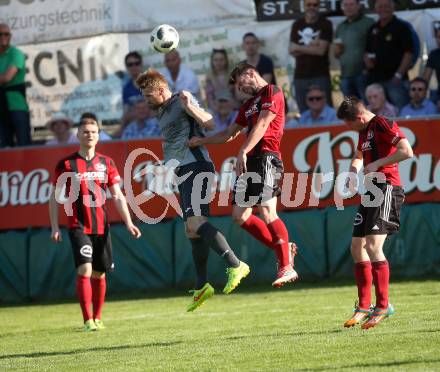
[158,94,211,166]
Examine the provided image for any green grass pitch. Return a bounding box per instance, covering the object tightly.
[1,280,439,371]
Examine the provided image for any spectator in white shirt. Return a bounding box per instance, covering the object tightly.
[161,50,200,99]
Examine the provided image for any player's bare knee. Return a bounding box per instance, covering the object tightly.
[92,271,105,279]
[77,263,92,277]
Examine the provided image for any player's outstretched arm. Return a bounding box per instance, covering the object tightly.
[49,189,62,243]
[363,139,413,174]
[188,123,242,147]
[110,183,142,239]
[179,90,215,131]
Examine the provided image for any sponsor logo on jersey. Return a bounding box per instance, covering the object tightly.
[95,163,106,172]
[80,244,93,258]
[75,171,106,181]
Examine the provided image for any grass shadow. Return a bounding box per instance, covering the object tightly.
[0,340,182,360]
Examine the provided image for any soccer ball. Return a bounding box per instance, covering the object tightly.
[150,24,179,53]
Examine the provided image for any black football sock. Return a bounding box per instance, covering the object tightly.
[197,222,240,268]
[190,238,209,290]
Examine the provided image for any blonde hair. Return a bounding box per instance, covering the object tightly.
[136,68,168,90]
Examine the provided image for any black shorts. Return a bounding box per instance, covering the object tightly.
[352,183,405,238]
[176,161,215,221]
[68,228,114,272]
[232,153,284,207]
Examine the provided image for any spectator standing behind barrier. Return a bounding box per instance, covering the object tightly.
[423,27,440,108]
[161,50,200,99]
[399,78,437,118]
[0,23,31,147]
[46,113,79,145]
[205,49,235,110]
[298,85,340,126]
[121,52,144,128]
[289,0,333,113]
[121,99,160,139]
[334,0,374,101]
[80,112,112,141]
[241,32,276,85]
[365,83,398,118]
[210,90,238,135]
[364,0,414,110]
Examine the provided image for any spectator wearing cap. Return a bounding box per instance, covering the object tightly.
[211,90,238,135]
[399,77,437,118]
[122,51,144,127]
[80,112,112,141]
[121,99,160,139]
[298,85,340,126]
[365,83,398,117]
[241,32,276,85]
[46,113,79,145]
[0,23,31,147]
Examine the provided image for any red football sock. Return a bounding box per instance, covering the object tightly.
[266,219,290,267]
[354,261,372,310]
[240,214,275,250]
[76,275,93,322]
[372,260,390,309]
[91,276,106,320]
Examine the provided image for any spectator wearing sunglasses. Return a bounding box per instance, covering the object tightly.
[0,23,31,147]
[298,85,340,126]
[399,77,437,118]
[121,51,144,128]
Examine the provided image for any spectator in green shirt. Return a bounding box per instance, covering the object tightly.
[334,0,374,101]
[0,23,31,147]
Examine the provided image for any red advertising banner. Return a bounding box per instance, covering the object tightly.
[1,119,439,230]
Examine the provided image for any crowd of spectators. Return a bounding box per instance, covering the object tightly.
[1,0,439,148]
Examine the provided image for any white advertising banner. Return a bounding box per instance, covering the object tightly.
[0,0,255,45]
[22,33,129,127]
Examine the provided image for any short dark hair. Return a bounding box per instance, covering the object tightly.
[80,112,98,122]
[410,77,428,89]
[124,51,142,65]
[242,32,258,42]
[336,96,365,121]
[78,112,100,131]
[229,62,257,84]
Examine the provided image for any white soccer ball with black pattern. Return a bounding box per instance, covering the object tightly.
[150,24,179,53]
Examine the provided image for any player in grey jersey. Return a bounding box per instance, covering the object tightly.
[136,69,249,311]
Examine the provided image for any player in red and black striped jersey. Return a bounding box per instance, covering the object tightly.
[189,62,298,288]
[337,96,413,329]
[49,117,141,331]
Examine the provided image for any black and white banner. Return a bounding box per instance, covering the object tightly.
[255,0,440,21]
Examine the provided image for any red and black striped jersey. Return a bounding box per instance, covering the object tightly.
[52,152,121,235]
[357,115,406,186]
[235,84,285,158]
